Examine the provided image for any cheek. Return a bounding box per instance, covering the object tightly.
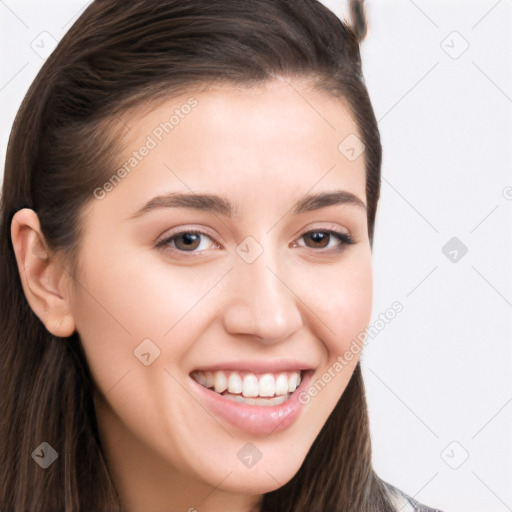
[295,252,372,419]
[303,251,373,356]
[67,252,171,392]
[69,248,224,380]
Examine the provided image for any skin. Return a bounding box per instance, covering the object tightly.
[11,77,372,512]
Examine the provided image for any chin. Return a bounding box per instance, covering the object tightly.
[198,445,308,495]
[215,465,300,495]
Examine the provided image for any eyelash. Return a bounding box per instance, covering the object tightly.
[155,228,355,255]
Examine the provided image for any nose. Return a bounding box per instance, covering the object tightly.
[222,245,303,345]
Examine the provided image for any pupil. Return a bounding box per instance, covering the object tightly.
[183,233,197,245]
[310,232,327,247]
[178,233,200,250]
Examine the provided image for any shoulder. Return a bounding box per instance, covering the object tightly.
[381,480,446,512]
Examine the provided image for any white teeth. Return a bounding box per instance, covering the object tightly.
[214,371,228,393]
[288,372,298,392]
[227,372,242,394]
[258,373,275,397]
[193,369,304,399]
[275,373,289,395]
[242,373,259,398]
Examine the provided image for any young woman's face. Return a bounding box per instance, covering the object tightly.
[67,78,372,508]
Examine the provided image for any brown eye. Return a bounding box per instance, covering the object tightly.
[172,232,202,251]
[297,230,355,251]
[157,231,217,253]
[303,231,331,249]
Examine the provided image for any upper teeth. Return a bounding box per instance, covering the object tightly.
[192,370,302,398]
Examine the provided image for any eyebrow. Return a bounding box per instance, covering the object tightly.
[128,189,367,220]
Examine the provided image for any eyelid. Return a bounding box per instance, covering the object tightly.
[296,221,351,238]
[155,225,218,244]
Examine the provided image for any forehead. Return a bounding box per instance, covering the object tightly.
[126,78,362,152]
[87,78,367,222]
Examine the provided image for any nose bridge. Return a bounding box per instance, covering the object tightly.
[223,239,303,343]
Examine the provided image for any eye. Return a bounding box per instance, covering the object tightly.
[293,230,355,251]
[156,228,355,256]
[156,230,220,253]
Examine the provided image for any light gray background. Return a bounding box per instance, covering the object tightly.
[1,1,511,511]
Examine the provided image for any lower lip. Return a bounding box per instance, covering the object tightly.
[188,370,313,436]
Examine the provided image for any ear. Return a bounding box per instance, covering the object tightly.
[10,208,76,338]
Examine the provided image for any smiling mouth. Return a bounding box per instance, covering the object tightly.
[190,369,303,406]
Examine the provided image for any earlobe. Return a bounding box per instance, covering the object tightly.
[10,208,77,338]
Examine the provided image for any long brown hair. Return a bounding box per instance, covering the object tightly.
[0,1,393,510]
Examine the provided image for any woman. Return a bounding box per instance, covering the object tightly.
[0,1,446,511]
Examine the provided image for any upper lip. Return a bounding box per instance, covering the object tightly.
[191,359,315,374]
